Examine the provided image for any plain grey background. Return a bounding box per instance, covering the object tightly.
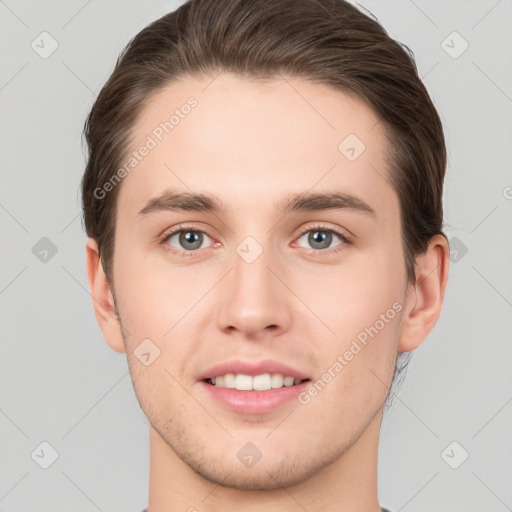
[1,0,511,511]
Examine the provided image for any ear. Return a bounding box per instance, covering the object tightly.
[398,234,450,353]
[85,238,126,353]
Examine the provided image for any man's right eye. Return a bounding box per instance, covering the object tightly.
[162,227,214,255]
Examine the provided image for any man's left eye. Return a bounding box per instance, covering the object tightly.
[295,229,347,251]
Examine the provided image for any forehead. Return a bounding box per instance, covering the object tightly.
[116,72,396,221]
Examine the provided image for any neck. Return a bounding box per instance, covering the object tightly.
[147,409,384,512]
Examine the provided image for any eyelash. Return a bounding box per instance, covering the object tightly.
[160,223,352,258]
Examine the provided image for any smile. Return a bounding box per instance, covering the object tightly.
[206,373,309,391]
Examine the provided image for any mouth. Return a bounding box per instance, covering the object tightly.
[203,373,311,391]
[200,375,312,414]
[197,360,312,413]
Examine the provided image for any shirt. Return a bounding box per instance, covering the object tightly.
[141,507,393,511]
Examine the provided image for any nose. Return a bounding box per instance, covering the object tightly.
[216,240,292,340]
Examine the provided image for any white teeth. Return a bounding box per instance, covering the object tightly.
[211,373,305,390]
[283,376,294,387]
[271,374,284,388]
[223,373,236,388]
[253,373,272,391]
[235,374,253,391]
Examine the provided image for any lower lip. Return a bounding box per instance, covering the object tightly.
[199,380,311,414]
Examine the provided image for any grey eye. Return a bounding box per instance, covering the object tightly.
[167,230,210,251]
[296,230,343,250]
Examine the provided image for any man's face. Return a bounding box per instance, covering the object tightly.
[110,73,411,489]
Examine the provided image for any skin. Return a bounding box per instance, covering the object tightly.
[86,73,449,511]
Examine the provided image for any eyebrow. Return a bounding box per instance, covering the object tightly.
[137,189,376,217]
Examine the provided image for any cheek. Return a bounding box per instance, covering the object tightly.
[301,241,405,375]
[112,240,194,323]
[311,246,404,330]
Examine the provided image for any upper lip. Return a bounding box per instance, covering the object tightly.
[198,360,310,381]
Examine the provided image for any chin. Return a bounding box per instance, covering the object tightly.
[191,460,314,491]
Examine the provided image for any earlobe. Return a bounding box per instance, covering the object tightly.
[398,234,450,353]
[85,238,126,353]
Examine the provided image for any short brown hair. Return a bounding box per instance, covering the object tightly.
[81,0,447,286]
